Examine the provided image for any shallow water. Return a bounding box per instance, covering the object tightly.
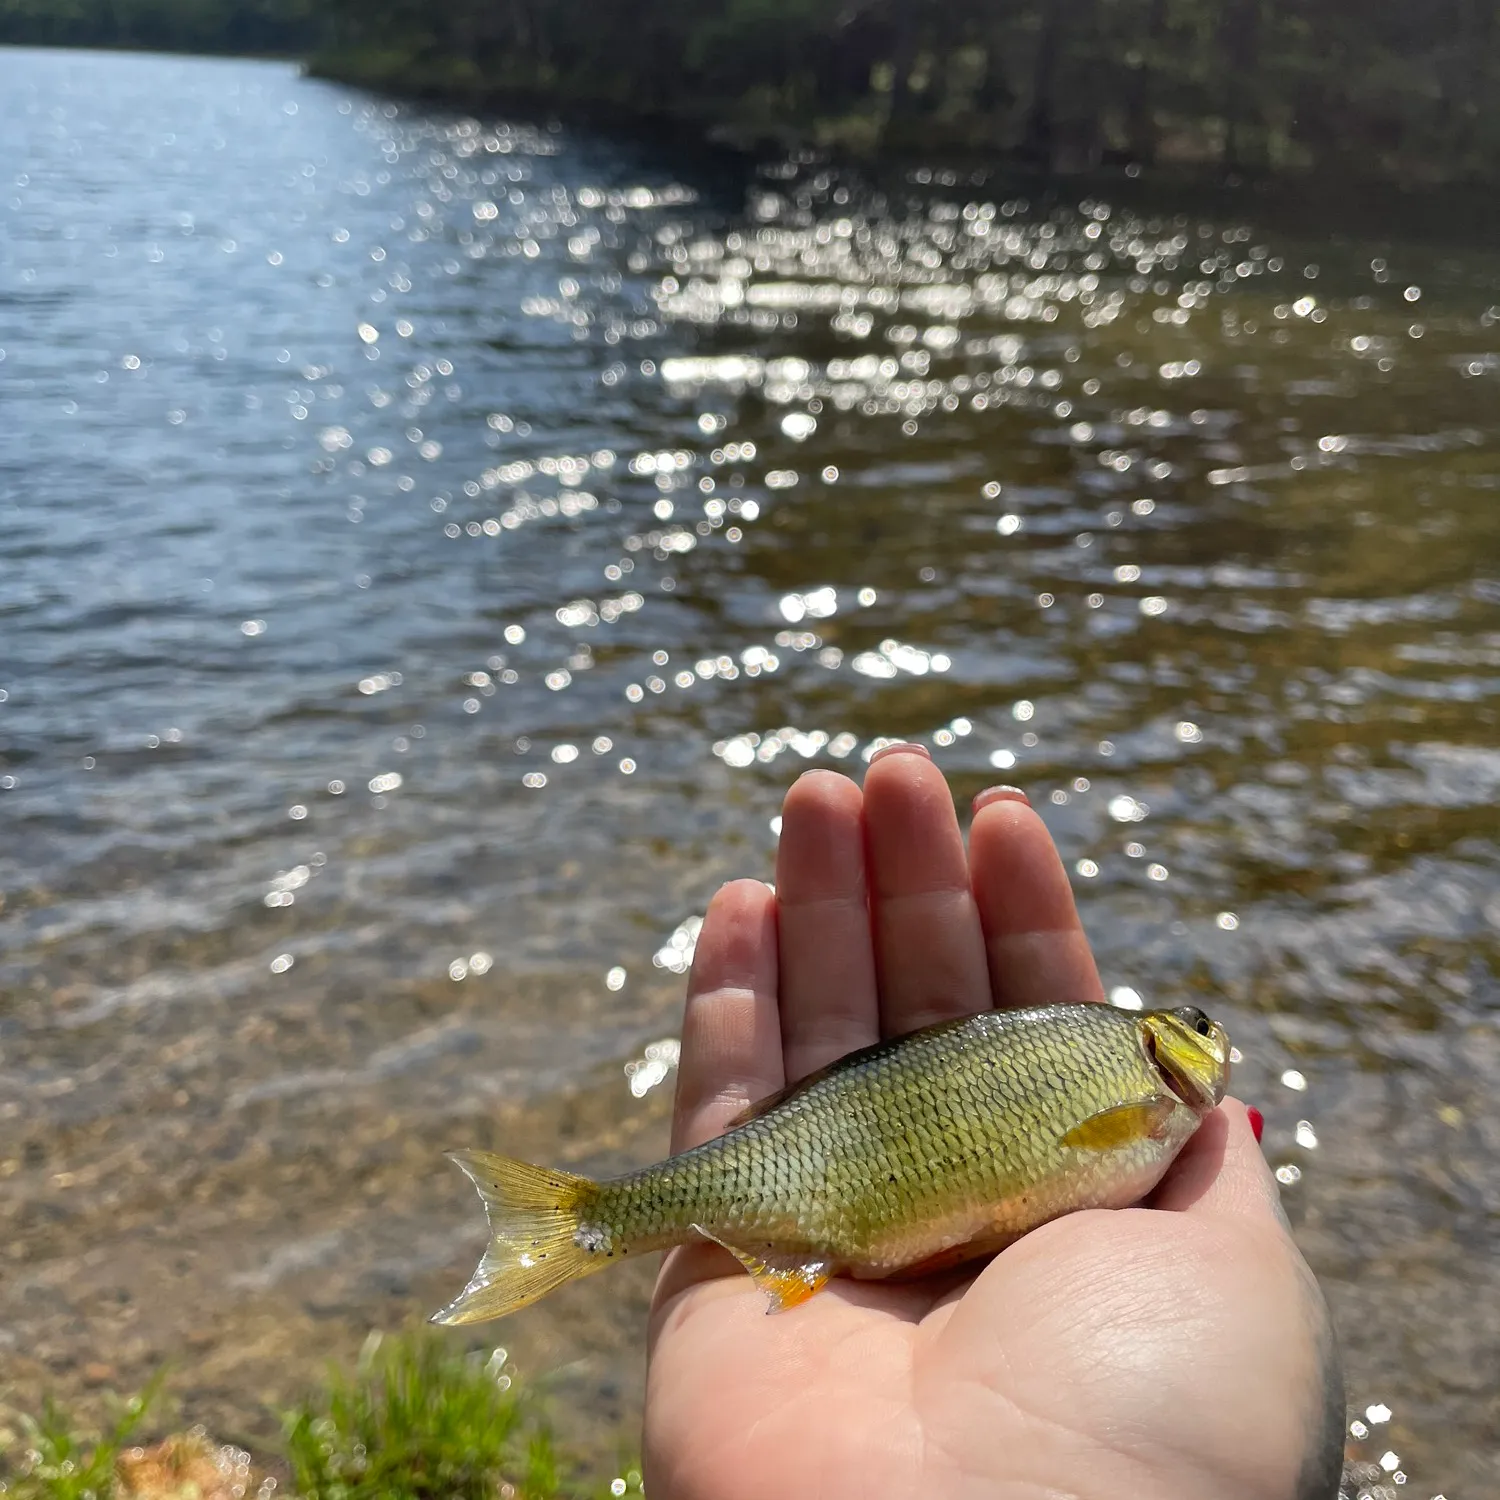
[2,46,1497,1494]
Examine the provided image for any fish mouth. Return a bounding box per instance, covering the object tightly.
[1140,1020,1224,1116]
[1146,1032,1205,1108]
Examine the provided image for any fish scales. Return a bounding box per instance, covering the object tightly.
[432,1001,1230,1324]
[588,1004,1177,1272]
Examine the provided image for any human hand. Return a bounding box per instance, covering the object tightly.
[644,748,1344,1500]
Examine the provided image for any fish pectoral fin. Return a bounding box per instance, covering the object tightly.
[1061,1095,1177,1151]
[690,1225,832,1313]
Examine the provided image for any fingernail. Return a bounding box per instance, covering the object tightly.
[868,741,931,764]
[972,785,1030,811]
[1246,1106,1264,1145]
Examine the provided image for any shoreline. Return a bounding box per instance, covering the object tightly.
[303,46,1500,246]
[6,36,1498,231]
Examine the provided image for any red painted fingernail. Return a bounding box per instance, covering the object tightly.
[869,741,931,763]
[1247,1106,1264,1144]
[973,785,1030,811]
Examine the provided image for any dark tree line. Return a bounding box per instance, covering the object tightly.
[0,0,321,54]
[312,0,1500,183]
[4,0,1499,184]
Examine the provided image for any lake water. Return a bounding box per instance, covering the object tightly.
[2,46,1497,1494]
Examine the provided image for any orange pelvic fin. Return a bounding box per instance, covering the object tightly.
[691,1225,832,1313]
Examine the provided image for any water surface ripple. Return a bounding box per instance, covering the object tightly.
[2,48,1497,1493]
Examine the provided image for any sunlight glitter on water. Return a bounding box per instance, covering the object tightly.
[2,46,1498,1492]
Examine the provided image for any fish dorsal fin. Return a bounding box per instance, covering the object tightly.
[722,1015,977,1129]
[691,1225,832,1313]
[1060,1095,1176,1150]
[722,1079,803,1129]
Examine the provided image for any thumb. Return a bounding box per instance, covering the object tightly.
[1149,1097,1289,1228]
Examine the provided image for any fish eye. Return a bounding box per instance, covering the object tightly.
[1173,1005,1213,1037]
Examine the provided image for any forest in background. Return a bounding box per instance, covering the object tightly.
[0,0,319,55]
[3,0,1499,185]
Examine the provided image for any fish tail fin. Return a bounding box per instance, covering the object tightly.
[430,1148,602,1326]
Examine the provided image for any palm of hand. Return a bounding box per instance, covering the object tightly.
[644,755,1342,1500]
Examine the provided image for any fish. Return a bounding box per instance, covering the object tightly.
[431,1001,1230,1324]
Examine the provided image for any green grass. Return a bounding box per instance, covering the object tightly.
[0,1378,161,1500]
[283,1334,555,1500]
[0,1337,643,1500]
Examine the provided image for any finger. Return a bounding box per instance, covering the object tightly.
[775,770,880,1079]
[968,790,1104,1008]
[670,880,784,1152]
[864,748,992,1035]
[1149,1098,1287,1227]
